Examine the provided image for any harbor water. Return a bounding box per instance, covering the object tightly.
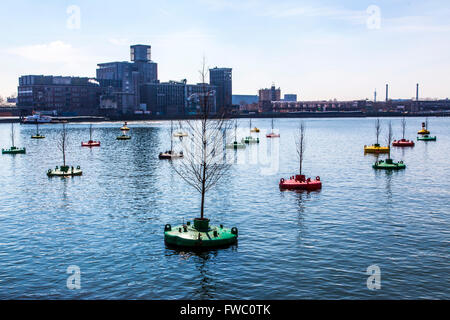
[0,117,449,299]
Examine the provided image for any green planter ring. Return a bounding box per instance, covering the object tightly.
[373,159,406,170]
[417,135,436,141]
[2,146,26,154]
[164,220,238,248]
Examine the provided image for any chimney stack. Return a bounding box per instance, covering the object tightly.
[386,84,389,102]
[416,83,419,101]
[374,89,377,103]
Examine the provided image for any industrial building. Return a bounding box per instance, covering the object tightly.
[16,44,231,117]
[17,75,100,116]
[209,67,232,112]
[97,44,158,114]
[258,85,281,112]
[140,80,216,116]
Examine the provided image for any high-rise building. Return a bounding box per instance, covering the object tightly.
[209,67,232,112]
[17,75,100,115]
[96,45,158,114]
[259,85,281,112]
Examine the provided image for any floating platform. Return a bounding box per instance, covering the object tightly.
[47,165,82,177]
[159,150,183,160]
[266,132,280,138]
[117,135,131,140]
[2,146,26,154]
[120,122,130,131]
[242,136,260,144]
[164,219,238,248]
[173,132,188,138]
[417,135,436,141]
[392,139,414,147]
[279,175,322,191]
[226,141,246,149]
[364,144,390,154]
[81,140,101,147]
[31,134,45,139]
[417,129,430,135]
[373,159,406,170]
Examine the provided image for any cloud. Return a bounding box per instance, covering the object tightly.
[108,38,130,46]
[7,41,92,65]
[198,0,366,24]
[383,15,450,33]
[261,5,367,25]
[4,41,100,78]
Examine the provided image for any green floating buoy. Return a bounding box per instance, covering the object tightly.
[242,136,260,144]
[3,123,26,154]
[417,135,436,141]
[226,141,246,149]
[2,146,26,154]
[373,158,406,170]
[47,165,82,177]
[165,218,238,248]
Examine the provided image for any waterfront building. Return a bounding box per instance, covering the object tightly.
[209,67,232,112]
[284,94,297,102]
[259,85,281,112]
[271,100,368,113]
[17,75,100,116]
[140,80,216,116]
[97,45,158,114]
[232,95,258,106]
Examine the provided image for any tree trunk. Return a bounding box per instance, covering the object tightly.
[200,182,205,219]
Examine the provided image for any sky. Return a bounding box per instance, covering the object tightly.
[0,0,449,101]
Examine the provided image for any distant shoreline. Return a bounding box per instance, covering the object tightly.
[1,111,449,124]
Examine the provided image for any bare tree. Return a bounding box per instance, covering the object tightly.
[57,123,68,167]
[386,121,393,159]
[10,123,15,147]
[295,121,306,176]
[401,117,406,140]
[171,58,233,219]
[375,118,381,145]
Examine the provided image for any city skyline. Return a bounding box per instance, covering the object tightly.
[1,0,450,100]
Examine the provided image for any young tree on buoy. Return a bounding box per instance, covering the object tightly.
[279,121,322,191]
[375,118,381,146]
[387,121,393,160]
[364,118,389,154]
[373,120,406,170]
[2,123,26,154]
[47,123,83,177]
[165,58,238,248]
[296,121,306,176]
[393,117,414,147]
[172,58,232,221]
[58,123,68,168]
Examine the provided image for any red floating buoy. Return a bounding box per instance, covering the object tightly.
[279,175,322,191]
[392,139,415,147]
[81,140,101,147]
